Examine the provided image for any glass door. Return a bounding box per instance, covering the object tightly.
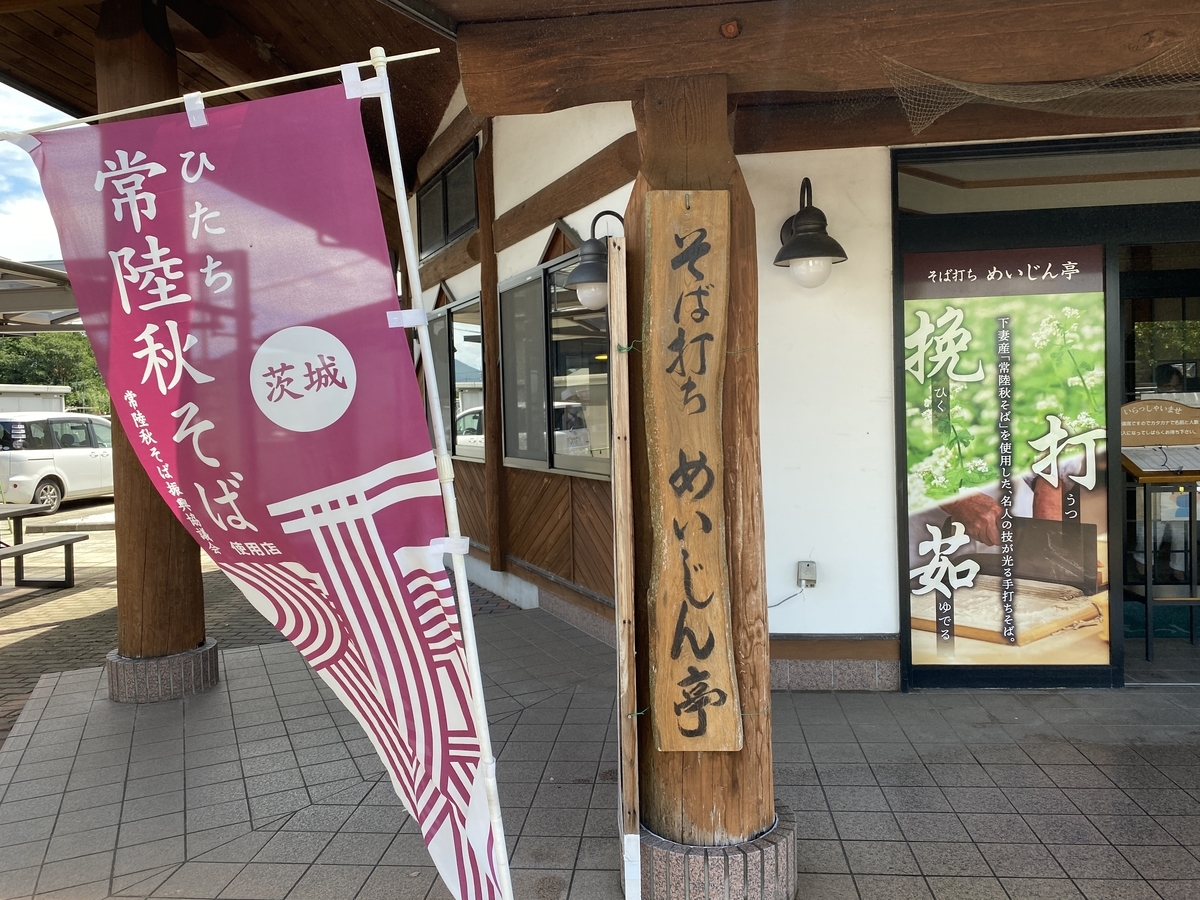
[1120,242,1200,671]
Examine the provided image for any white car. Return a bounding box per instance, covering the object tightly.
[454,403,592,456]
[0,412,114,512]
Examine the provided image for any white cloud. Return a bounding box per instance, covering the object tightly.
[0,194,60,261]
[0,83,66,262]
[0,82,64,133]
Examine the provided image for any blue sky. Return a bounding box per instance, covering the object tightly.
[0,82,66,262]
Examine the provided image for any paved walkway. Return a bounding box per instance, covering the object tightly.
[0,501,284,744]
[1,507,1200,898]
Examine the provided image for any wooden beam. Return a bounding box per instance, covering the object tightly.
[475,123,508,572]
[96,0,206,661]
[165,0,291,99]
[627,74,772,846]
[734,96,1200,154]
[493,130,639,252]
[418,228,480,285]
[458,0,1200,116]
[415,105,486,188]
[0,1,89,12]
[607,235,639,839]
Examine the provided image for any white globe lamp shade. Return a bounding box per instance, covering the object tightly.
[789,256,835,288]
[575,281,609,310]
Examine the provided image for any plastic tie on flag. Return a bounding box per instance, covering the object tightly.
[0,132,40,152]
[183,93,207,128]
[386,308,427,329]
[341,64,387,99]
[429,536,469,556]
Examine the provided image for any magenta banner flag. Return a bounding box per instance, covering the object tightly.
[27,86,504,899]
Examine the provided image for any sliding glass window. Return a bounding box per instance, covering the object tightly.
[426,297,485,460]
[498,253,611,477]
[548,260,610,475]
[501,275,549,463]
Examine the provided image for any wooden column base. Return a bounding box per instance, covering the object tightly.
[106,638,219,703]
[639,805,797,899]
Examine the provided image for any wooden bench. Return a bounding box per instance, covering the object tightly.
[0,533,89,588]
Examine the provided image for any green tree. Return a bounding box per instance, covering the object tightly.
[0,333,110,414]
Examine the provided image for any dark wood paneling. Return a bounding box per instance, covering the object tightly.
[571,476,614,601]
[506,555,616,622]
[454,458,488,549]
[416,106,485,188]
[505,466,571,579]
[539,225,579,264]
[770,638,900,661]
[735,97,1200,155]
[435,0,744,23]
[419,229,480,286]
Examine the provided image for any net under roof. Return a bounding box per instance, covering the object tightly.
[875,41,1200,134]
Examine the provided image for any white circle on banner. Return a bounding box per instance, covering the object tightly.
[250,326,357,432]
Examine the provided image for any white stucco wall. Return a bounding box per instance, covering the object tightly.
[492,103,635,218]
[474,106,901,635]
[496,183,634,282]
[742,148,899,636]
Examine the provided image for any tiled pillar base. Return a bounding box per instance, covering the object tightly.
[106,638,219,703]
[640,804,796,899]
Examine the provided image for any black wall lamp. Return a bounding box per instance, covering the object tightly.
[564,210,625,310]
[774,177,847,288]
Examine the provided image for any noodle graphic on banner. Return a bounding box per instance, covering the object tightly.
[23,85,505,900]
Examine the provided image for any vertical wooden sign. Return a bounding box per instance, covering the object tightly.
[644,190,742,752]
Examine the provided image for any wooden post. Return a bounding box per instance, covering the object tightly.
[608,237,639,840]
[626,75,773,846]
[96,0,206,660]
[476,122,508,571]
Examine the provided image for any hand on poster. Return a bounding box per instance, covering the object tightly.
[1032,477,1064,520]
[943,492,1001,546]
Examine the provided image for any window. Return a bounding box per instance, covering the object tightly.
[548,261,610,475]
[417,142,478,258]
[91,419,112,448]
[499,253,611,477]
[51,418,93,450]
[501,275,547,462]
[427,297,485,460]
[23,421,49,450]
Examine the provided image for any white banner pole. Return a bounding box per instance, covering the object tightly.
[11,48,439,137]
[368,47,516,900]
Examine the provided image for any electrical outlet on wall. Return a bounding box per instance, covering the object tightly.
[797,560,817,588]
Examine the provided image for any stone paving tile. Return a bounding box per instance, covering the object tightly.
[7,536,1200,897]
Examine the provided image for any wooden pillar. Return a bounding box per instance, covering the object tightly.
[476,122,508,571]
[96,0,206,659]
[626,75,773,845]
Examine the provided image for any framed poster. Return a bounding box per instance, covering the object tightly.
[902,246,1110,667]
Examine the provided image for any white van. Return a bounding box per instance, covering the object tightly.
[0,412,114,512]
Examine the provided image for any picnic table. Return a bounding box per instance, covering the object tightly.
[0,503,89,588]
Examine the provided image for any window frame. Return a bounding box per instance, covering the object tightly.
[427,293,486,462]
[498,250,612,480]
[891,134,1200,691]
[50,417,94,450]
[89,417,112,449]
[416,140,479,260]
